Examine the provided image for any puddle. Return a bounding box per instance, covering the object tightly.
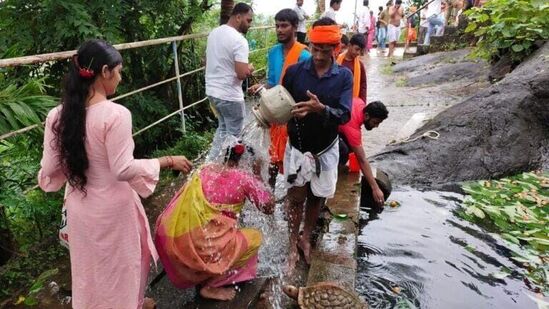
[357,187,539,308]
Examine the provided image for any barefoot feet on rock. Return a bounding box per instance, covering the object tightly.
[200,286,236,301]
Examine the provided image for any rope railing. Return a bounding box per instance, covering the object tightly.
[0,67,207,142]
[111,66,206,102]
[0,25,274,141]
[0,25,274,68]
[0,123,42,141]
[132,97,209,137]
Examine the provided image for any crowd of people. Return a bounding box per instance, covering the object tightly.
[37,1,398,308]
[324,0,477,58]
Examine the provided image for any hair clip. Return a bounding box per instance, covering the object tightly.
[73,54,95,79]
[78,68,95,79]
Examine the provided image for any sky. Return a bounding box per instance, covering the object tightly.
[252,0,388,26]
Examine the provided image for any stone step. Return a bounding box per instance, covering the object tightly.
[306,171,360,291]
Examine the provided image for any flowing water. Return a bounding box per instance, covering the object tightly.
[240,118,290,308]
[356,188,540,309]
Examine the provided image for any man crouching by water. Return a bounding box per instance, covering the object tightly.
[282,17,353,271]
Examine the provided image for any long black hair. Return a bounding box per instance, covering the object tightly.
[54,39,122,192]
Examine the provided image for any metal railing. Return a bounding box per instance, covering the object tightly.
[0,25,273,141]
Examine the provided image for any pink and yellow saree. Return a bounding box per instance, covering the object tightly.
[155,165,271,289]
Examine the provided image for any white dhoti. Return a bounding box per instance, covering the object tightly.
[283,138,339,198]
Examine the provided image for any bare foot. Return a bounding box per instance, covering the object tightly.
[297,239,311,265]
[286,250,299,274]
[143,297,156,309]
[200,286,236,301]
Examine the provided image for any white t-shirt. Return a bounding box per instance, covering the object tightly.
[294,5,307,33]
[427,0,442,18]
[321,7,337,21]
[358,7,371,34]
[205,24,249,101]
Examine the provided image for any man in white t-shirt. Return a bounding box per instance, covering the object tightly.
[322,0,349,33]
[424,0,447,45]
[294,0,309,44]
[357,1,371,43]
[205,3,254,161]
[321,0,342,22]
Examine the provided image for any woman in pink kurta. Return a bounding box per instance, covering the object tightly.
[367,11,376,51]
[38,39,192,309]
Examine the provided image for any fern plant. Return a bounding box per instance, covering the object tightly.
[0,78,57,135]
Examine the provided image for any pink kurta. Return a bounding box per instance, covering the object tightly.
[38,100,160,309]
[368,16,376,50]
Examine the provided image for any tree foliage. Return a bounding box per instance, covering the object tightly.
[465,0,549,62]
[0,78,56,135]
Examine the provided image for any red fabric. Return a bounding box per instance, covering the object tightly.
[338,98,366,147]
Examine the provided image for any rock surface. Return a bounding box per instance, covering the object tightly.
[372,43,549,188]
[392,48,490,87]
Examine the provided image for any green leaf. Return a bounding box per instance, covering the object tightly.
[512,44,524,52]
[465,23,477,33]
[24,296,39,306]
[502,233,520,245]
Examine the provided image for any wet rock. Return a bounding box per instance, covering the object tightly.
[392,49,472,73]
[488,54,515,83]
[372,43,549,188]
[392,49,489,87]
[406,61,489,87]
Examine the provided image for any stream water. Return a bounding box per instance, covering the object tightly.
[356,188,539,309]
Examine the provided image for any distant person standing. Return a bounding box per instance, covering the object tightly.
[357,0,371,50]
[294,0,310,44]
[424,0,447,45]
[387,0,404,58]
[367,10,376,52]
[205,3,254,161]
[377,2,391,54]
[404,6,418,52]
[375,6,383,40]
[321,0,342,21]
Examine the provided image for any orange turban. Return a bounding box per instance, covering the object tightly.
[308,25,342,57]
[308,25,342,45]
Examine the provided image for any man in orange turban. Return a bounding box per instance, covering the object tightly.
[281,17,353,271]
